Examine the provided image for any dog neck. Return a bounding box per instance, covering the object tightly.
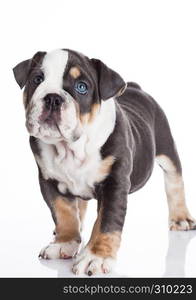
[53,98,116,164]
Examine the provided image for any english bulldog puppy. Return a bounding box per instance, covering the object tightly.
[13,49,196,276]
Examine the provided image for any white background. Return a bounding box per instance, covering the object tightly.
[0,0,196,277]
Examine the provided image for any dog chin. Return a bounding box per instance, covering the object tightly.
[28,124,81,145]
[26,123,61,143]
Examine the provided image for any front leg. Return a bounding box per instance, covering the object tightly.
[38,171,83,260]
[73,178,128,276]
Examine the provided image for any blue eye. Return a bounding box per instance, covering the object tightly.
[75,81,88,94]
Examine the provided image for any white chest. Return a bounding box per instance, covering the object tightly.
[37,139,104,198]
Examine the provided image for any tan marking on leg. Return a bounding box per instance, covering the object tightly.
[69,66,81,79]
[90,232,121,258]
[156,155,196,230]
[87,206,121,258]
[39,197,81,260]
[54,197,80,242]
[96,155,115,183]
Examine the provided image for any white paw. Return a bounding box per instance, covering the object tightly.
[39,240,80,259]
[170,218,196,231]
[72,247,116,276]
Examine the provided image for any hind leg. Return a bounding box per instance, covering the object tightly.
[155,107,196,230]
[156,154,196,230]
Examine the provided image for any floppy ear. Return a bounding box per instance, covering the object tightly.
[13,51,46,89]
[13,59,31,89]
[91,58,127,100]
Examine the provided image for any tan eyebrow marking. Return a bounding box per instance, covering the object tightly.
[69,66,81,79]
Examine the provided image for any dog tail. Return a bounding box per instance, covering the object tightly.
[127,82,141,90]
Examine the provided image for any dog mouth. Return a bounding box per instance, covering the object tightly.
[39,107,60,126]
[26,113,81,143]
[41,118,66,140]
[37,108,64,135]
[42,115,62,135]
[54,119,65,137]
[26,113,63,138]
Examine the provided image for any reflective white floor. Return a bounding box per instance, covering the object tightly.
[1,165,196,278]
[34,231,196,278]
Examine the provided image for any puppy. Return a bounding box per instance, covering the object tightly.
[13,49,196,276]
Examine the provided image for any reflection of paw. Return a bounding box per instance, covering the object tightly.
[39,240,80,259]
[170,217,196,231]
[72,247,115,276]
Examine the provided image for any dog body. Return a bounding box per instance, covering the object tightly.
[13,49,196,276]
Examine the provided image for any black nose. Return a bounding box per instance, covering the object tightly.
[43,93,64,110]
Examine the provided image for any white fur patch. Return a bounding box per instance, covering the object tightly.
[39,240,80,259]
[36,98,116,198]
[41,49,69,92]
[72,247,116,276]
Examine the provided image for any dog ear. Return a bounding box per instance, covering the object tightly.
[13,51,46,89]
[91,58,127,100]
[13,59,31,89]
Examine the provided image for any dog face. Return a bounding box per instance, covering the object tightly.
[13,49,126,144]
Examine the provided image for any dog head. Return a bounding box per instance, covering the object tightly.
[13,49,126,144]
